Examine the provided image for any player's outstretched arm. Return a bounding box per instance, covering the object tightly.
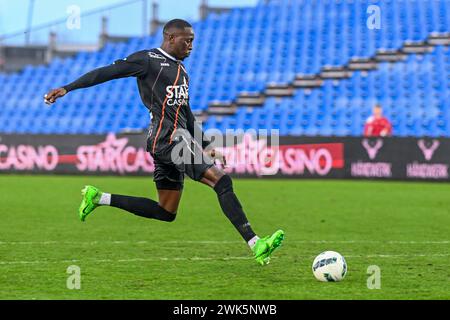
[43,50,149,105]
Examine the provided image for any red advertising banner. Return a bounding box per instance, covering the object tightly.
[0,133,449,181]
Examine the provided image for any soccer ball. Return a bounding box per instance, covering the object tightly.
[312,251,347,282]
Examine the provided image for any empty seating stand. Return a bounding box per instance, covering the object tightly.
[0,0,448,136]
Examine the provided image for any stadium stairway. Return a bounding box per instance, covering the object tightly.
[203,42,449,137]
[206,32,450,116]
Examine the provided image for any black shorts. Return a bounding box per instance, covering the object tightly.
[149,136,214,191]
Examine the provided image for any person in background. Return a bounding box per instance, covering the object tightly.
[363,104,393,137]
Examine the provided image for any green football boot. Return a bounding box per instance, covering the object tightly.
[252,229,285,265]
[79,185,102,222]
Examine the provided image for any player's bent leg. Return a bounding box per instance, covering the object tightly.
[110,194,178,222]
[200,165,224,187]
[203,170,257,243]
[157,188,183,215]
[201,166,285,265]
[78,180,182,222]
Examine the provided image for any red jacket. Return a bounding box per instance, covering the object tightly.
[364,116,392,137]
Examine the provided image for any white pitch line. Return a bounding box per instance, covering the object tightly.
[0,256,253,265]
[0,240,449,245]
[1,253,450,266]
[346,253,450,258]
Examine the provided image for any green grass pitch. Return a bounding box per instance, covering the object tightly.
[0,175,449,299]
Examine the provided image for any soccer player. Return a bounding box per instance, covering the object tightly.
[43,19,284,265]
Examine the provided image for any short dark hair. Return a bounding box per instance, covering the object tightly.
[163,19,192,34]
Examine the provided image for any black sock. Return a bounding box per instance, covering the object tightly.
[110,194,176,222]
[213,175,257,242]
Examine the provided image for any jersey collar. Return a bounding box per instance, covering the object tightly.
[157,48,178,62]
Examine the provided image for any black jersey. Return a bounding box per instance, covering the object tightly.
[63,48,209,154]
